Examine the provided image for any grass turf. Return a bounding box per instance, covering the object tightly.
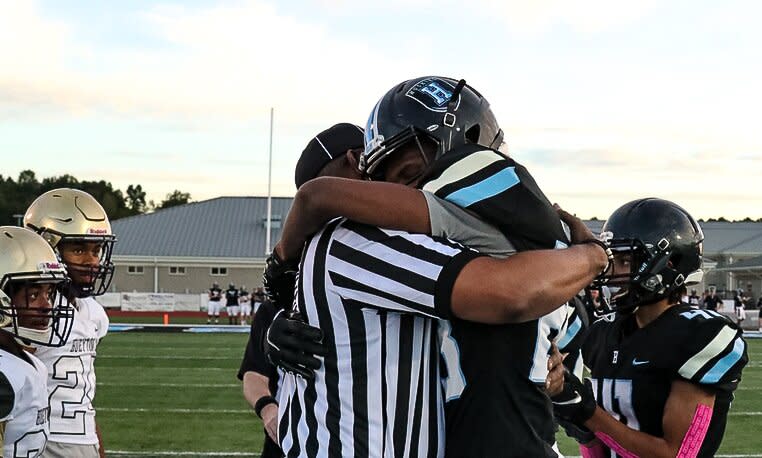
[96,332,761,456]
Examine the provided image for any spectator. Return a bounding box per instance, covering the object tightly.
[703,288,723,312]
[757,296,762,331]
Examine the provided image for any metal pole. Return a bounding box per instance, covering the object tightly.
[266,107,274,255]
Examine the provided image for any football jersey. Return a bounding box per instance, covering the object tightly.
[582,305,748,458]
[209,287,222,301]
[419,150,579,457]
[225,288,239,306]
[0,347,49,458]
[34,296,109,445]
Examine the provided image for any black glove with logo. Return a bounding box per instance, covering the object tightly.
[551,369,597,426]
[264,309,326,379]
[263,250,299,309]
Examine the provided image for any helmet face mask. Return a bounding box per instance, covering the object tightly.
[360,76,503,183]
[56,236,116,297]
[588,198,704,318]
[0,226,75,348]
[24,188,117,298]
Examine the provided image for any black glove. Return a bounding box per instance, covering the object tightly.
[551,369,597,426]
[263,250,299,309]
[264,309,326,379]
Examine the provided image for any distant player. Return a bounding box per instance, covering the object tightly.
[207,282,223,324]
[238,285,251,326]
[1,227,74,458]
[252,287,265,315]
[25,188,116,458]
[734,290,746,327]
[553,198,748,458]
[225,283,239,325]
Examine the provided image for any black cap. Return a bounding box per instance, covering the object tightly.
[294,123,364,189]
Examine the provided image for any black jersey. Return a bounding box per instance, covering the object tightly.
[208,286,222,301]
[421,145,578,457]
[225,288,239,306]
[582,305,748,458]
[422,144,570,251]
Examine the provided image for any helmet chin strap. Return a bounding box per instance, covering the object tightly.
[14,326,52,349]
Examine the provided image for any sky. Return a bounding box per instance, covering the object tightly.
[1,0,760,219]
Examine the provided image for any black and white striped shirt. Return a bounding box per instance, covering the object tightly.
[278,219,479,458]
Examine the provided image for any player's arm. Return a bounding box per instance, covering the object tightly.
[96,421,105,458]
[0,421,5,450]
[583,380,715,458]
[276,177,431,261]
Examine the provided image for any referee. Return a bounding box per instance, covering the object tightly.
[277,215,607,456]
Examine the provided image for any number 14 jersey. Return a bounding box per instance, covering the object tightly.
[582,305,748,458]
[34,296,109,445]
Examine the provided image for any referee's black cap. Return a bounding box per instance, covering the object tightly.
[295,123,364,189]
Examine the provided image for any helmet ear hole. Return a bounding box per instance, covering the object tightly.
[465,125,480,143]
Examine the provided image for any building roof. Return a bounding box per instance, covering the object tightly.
[112,197,293,258]
[111,197,762,259]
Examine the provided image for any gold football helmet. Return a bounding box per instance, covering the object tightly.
[0,226,74,347]
[24,188,117,297]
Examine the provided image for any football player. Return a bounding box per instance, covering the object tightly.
[552,198,748,458]
[266,77,594,456]
[24,188,116,458]
[225,283,240,325]
[0,226,74,458]
[238,285,251,326]
[208,282,223,324]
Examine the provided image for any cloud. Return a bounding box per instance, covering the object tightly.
[0,0,429,123]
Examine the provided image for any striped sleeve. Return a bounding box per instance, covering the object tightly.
[326,221,481,319]
[421,146,569,251]
[676,317,748,391]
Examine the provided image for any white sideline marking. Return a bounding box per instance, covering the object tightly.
[729,411,762,416]
[99,407,251,414]
[99,383,238,388]
[107,451,259,456]
[100,355,240,360]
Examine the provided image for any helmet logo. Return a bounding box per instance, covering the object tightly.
[38,261,64,272]
[406,78,457,112]
[88,228,108,235]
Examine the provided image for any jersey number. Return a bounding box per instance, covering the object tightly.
[592,378,640,430]
[13,430,47,458]
[49,355,95,435]
[439,321,466,401]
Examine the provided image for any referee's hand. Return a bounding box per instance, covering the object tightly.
[265,310,326,379]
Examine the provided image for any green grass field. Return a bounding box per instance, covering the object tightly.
[96,332,761,457]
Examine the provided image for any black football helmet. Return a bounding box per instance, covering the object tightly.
[359,76,503,180]
[591,198,704,316]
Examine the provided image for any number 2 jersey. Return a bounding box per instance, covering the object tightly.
[33,296,109,446]
[582,305,748,458]
[0,347,49,458]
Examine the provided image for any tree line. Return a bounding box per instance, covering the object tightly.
[0,170,192,226]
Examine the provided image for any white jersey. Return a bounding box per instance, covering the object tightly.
[0,348,49,458]
[34,296,109,446]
